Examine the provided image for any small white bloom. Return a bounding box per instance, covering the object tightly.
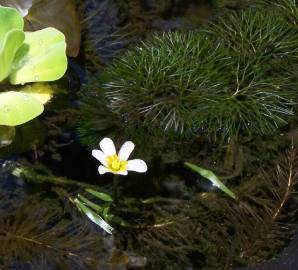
[92,138,148,175]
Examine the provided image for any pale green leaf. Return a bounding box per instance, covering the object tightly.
[185,162,237,199]
[19,83,54,104]
[0,29,25,81]
[10,27,67,85]
[0,5,23,42]
[0,0,82,56]
[0,91,43,126]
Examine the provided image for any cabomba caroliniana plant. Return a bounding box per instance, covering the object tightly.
[0,5,67,126]
[78,3,298,147]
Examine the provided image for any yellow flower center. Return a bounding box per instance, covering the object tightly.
[106,154,128,172]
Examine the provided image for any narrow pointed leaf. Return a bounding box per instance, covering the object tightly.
[77,194,103,212]
[111,215,129,227]
[85,188,113,202]
[102,207,110,219]
[185,162,237,199]
[74,198,114,234]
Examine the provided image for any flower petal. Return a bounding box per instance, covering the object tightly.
[98,165,111,175]
[127,159,148,173]
[99,137,116,156]
[118,141,135,161]
[92,149,107,166]
[116,170,128,176]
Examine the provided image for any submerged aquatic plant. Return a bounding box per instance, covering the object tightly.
[262,0,298,26]
[0,195,108,269]
[101,31,229,136]
[92,137,147,175]
[207,8,298,66]
[0,5,67,126]
[121,148,298,269]
[79,11,298,145]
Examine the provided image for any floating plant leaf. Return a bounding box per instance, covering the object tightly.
[20,83,54,104]
[74,198,114,234]
[0,0,81,56]
[0,5,68,126]
[10,27,67,85]
[0,5,23,41]
[185,162,237,199]
[85,188,114,202]
[0,91,43,126]
[0,29,25,82]
[0,126,15,147]
[0,6,25,82]
[25,0,81,57]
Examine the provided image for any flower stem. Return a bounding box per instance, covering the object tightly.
[113,175,120,203]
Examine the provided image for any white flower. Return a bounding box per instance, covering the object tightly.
[92,138,148,175]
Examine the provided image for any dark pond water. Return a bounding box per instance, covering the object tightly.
[0,0,298,269]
